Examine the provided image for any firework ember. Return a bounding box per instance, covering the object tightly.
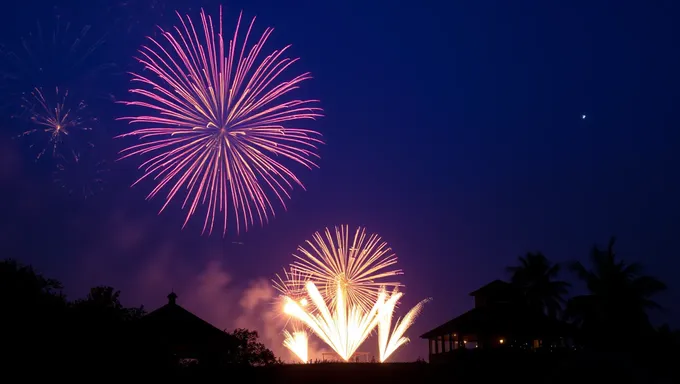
[118,7,323,235]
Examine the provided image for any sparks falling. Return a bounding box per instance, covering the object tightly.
[118,7,323,235]
[291,226,403,312]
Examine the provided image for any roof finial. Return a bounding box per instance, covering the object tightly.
[168,290,178,305]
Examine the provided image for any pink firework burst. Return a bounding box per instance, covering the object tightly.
[118,7,323,235]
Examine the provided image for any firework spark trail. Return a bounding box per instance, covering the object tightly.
[273,267,310,301]
[16,86,92,161]
[378,295,430,362]
[283,330,309,363]
[273,267,312,334]
[118,7,323,235]
[284,281,386,361]
[291,226,403,312]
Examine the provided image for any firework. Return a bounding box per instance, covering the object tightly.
[273,267,310,302]
[377,294,430,362]
[284,281,386,361]
[283,330,308,363]
[118,7,323,235]
[277,228,427,362]
[291,226,403,312]
[15,86,93,161]
[283,281,429,363]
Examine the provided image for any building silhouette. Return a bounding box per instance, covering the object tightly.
[420,280,571,363]
[132,292,236,367]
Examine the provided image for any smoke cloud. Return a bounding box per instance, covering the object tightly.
[134,253,332,362]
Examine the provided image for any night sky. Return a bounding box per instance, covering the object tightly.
[1,0,679,362]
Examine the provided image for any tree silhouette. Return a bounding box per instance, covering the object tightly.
[72,285,145,321]
[0,258,283,372]
[0,258,65,307]
[567,237,667,349]
[0,259,69,367]
[67,286,146,369]
[227,328,279,366]
[506,252,570,318]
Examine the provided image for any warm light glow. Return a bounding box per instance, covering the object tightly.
[118,6,323,235]
[282,281,429,362]
[499,338,504,344]
[273,268,309,302]
[284,281,385,361]
[275,227,429,363]
[283,330,308,363]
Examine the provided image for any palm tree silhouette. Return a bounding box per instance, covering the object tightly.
[506,252,570,318]
[567,237,666,349]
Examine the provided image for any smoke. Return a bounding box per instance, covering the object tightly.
[131,250,328,362]
[136,254,336,362]
[233,278,290,359]
[0,166,363,363]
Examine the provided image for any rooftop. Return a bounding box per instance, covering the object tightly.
[134,292,235,353]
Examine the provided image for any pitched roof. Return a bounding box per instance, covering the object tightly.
[134,292,235,355]
[419,303,571,339]
[468,279,513,297]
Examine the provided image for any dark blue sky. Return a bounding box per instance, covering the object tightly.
[1,0,678,361]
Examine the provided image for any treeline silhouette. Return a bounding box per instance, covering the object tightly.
[2,237,679,382]
[501,237,679,380]
[0,258,278,375]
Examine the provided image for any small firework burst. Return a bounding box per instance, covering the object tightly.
[14,86,94,161]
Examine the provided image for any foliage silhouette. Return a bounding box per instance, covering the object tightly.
[506,252,570,318]
[566,237,667,350]
[0,258,279,372]
[227,328,280,366]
